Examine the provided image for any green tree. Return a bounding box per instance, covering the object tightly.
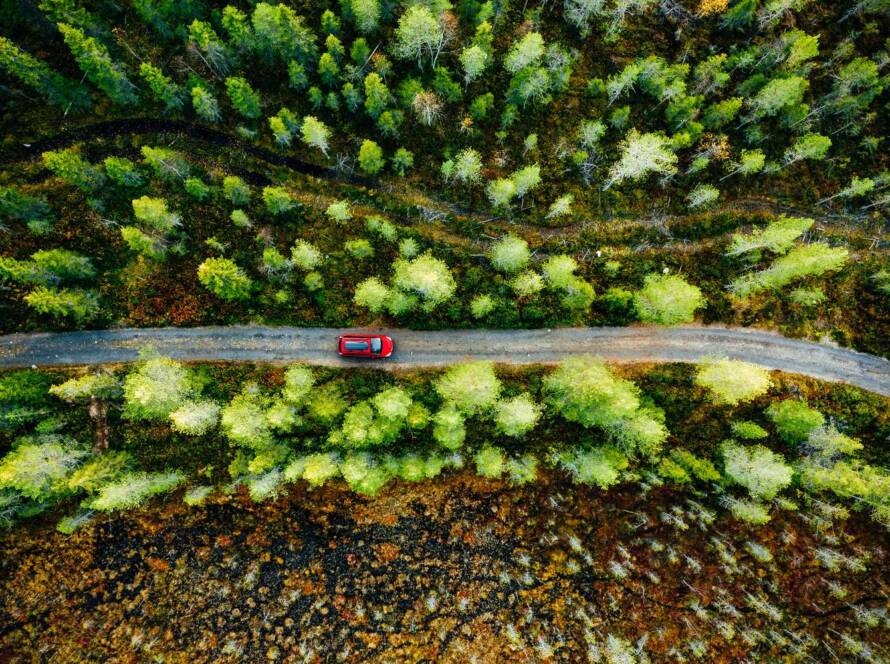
[57,23,137,105]
[169,400,220,435]
[633,273,704,325]
[358,139,385,175]
[604,130,677,190]
[301,116,331,156]
[392,253,456,310]
[350,0,380,33]
[262,186,295,214]
[749,76,808,120]
[222,175,251,205]
[695,358,772,405]
[729,243,849,297]
[0,438,86,501]
[317,52,340,87]
[435,362,501,415]
[504,32,545,73]
[783,133,831,167]
[188,19,231,73]
[489,235,530,273]
[544,356,668,457]
[104,157,144,187]
[191,85,221,122]
[726,216,813,256]
[42,148,105,191]
[721,441,792,501]
[765,399,824,443]
[197,257,253,300]
[392,148,414,175]
[132,196,180,233]
[363,72,389,118]
[24,287,99,321]
[459,44,489,84]
[0,36,90,108]
[393,5,445,69]
[225,76,261,118]
[123,355,198,420]
[251,2,318,65]
[494,393,542,437]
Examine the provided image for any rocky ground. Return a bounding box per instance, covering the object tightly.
[1,472,888,663]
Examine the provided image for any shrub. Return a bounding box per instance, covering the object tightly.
[306,383,347,425]
[169,400,220,435]
[544,356,667,457]
[123,355,198,421]
[191,85,221,122]
[511,270,545,297]
[475,446,505,478]
[765,399,825,443]
[220,391,273,449]
[807,425,863,458]
[340,454,390,496]
[291,240,322,270]
[729,243,849,297]
[470,294,495,319]
[555,446,628,489]
[724,496,771,524]
[354,277,391,313]
[223,175,251,205]
[494,393,542,437]
[358,139,385,174]
[0,439,86,500]
[726,216,813,256]
[541,255,578,290]
[731,421,769,440]
[504,32,545,73]
[104,156,144,187]
[686,184,720,209]
[325,200,352,223]
[262,186,296,214]
[695,358,772,405]
[197,257,253,300]
[297,453,340,487]
[25,287,99,321]
[282,365,314,404]
[184,485,213,506]
[506,454,538,485]
[392,253,456,310]
[633,274,704,325]
[372,387,412,421]
[435,362,501,415]
[489,235,530,273]
[90,471,184,511]
[432,405,466,450]
[393,5,445,69]
[721,441,792,500]
[345,239,374,259]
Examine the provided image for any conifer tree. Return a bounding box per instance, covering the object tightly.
[57,23,137,105]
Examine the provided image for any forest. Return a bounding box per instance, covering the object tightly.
[1,0,888,660]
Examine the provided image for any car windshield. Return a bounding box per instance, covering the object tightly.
[344,340,369,351]
[371,338,382,353]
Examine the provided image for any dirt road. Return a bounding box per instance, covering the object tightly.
[1,325,888,396]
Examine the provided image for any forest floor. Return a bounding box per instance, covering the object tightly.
[1,471,888,663]
[1,324,889,396]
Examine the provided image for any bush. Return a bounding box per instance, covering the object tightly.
[220,391,273,449]
[169,400,220,435]
[0,439,86,500]
[392,253,456,310]
[470,294,495,319]
[90,471,184,511]
[25,287,99,321]
[123,355,198,421]
[633,274,704,325]
[489,235,530,273]
[724,496,771,525]
[544,356,667,457]
[372,387,412,421]
[223,175,251,205]
[731,420,769,440]
[721,441,792,500]
[291,240,323,270]
[511,270,545,297]
[325,200,352,223]
[296,453,340,487]
[340,454,390,496]
[541,255,578,289]
[695,358,772,405]
[554,446,628,489]
[729,243,849,298]
[765,399,824,443]
[354,277,391,313]
[282,365,314,404]
[358,139,385,174]
[197,257,253,300]
[435,362,501,415]
[475,446,506,478]
[494,393,542,437]
[432,405,466,450]
[262,186,296,214]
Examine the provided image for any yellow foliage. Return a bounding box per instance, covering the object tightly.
[699,0,729,15]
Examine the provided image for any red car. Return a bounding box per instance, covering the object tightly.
[337,334,394,358]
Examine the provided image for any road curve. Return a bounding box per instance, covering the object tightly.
[0,325,888,397]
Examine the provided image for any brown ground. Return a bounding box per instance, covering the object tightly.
[1,471,888,663]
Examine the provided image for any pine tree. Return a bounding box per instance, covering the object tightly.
[191,85,221,122]
[57,23,137,105]
[251,2,318,65]
[197,257,253,300]
[358,140,385,175]
[300,116,332,156]
[0,36,91,109]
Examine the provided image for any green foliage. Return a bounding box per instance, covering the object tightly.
[139,62,183,111]
[393,5,444,69]
[544,356,667,457]
[726,216,813,256]
[67,452,130,493]
[489,235,529,274]
[721,440,792,501]
[290,240,322,270]
[0,438,86,500]
[197,257,253,300]
[301,116,331,156]
[729,243,849,297]
[57,23,137,105]
[766,399,825,444]
[358,139,385,174]
[391,253,456,310]
[0,36,90,108]
[474,446,505,478]
[90,471,184,511]
[191,85,221,122]
[290,452,340,487]
[669,448,721,482]
[633,274,704,325]
[225,76,261,118]
[749,76,808,119]
[123,355,198,421]
[435,362,501,415]
[24,287,99,321]
[695,358,772,405]
[731,421,769,440]
[392,148,414,175]
[432,404,466,450]
[306,382,347,425]
[169,400,220,435]
[42,148,105,191]
[50,372,119,402]
[251,2,317,65]
[262,186,296,214]
[470,294,495,319]
[494,393,542,437]
[783,133,832,166]
[222,176,251,205]
[724,496,771,525]
[340,453,389,495]
[220,389,273,449]
[554,446,628,489]
[132,196,179,233]
[605,130,677,189]
[104,157,144,187]
[510,270,544,298]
